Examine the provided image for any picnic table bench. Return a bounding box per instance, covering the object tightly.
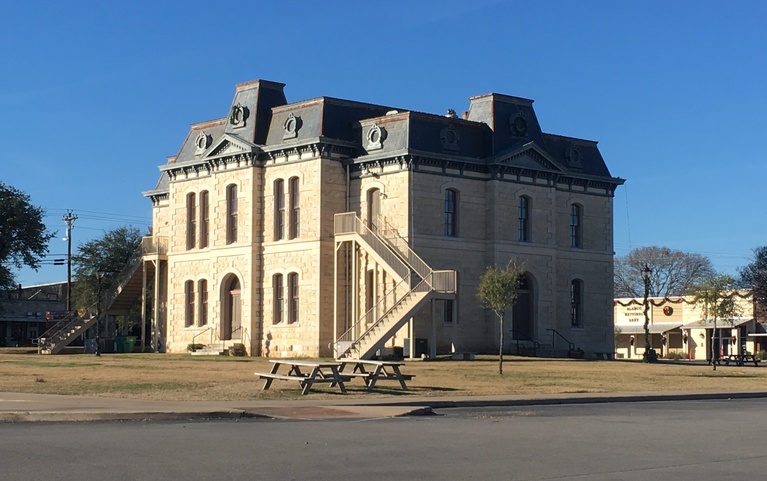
[339,359,413,391]
[255,360,351,395]
[722,352,761,367]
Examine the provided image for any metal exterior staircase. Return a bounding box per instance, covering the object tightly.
[334,213,457,360]
[38,311,97,354]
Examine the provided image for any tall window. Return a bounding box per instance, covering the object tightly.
[571,279,583,328]
[186,193,196,250]
[570,203,582,248]
[442,300,454,324]
[444,189,458,237]
[289,177,300,239]
[273,274,283,324]
[199,191,209,249]
[198,279,208,326]
[288,273,299,324]
[274,179,285,241]
[226,184,238,244]
[518,196,530,242]
[184,280,195,327]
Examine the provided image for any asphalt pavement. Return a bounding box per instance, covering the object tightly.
[3,389,767,422]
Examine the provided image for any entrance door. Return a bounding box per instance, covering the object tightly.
[367,188,381,233]
[222,277,241,341]
[512,274,534,340]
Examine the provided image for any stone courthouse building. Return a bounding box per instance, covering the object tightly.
[127,79,624,359]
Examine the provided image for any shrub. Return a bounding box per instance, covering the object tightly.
[758,350,767,361]
[665,351,686,360]
[187,343,204,352]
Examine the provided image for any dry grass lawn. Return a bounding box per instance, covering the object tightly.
[1,347,765,401]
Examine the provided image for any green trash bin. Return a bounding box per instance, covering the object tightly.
[124,336,137,353]
[114,336,127,353]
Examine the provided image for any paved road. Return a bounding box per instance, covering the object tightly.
[3,398,766,480]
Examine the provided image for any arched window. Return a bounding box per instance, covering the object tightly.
[288,272,299,324]
[571,279,583,328]
[184,280,195,327]
[198,279,208,326]
[273,273,284,324]
[226,184,238,244]
[570,203,582,248]
[289,177,300,239]
[199,191,209,249]
[444,189,458,237]
[186,193,196,250]
[518,196,531,242]
[274,179,285,241]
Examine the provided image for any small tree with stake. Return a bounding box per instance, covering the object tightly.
[477,260,524,375]
[691,273,741,371]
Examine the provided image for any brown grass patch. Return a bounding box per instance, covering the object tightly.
[1,349,765,401]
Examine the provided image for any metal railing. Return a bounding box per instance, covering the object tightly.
[511,329,541,354]
[378,217,432,280]
[336,276,413,347]
[334,213,410,281]
[546,328,576,351]
[142,236,169,256]
[191,326,213,351]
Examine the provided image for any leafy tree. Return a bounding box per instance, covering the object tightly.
[690,273,742,371]
[71,226,143,333]
[477,260,524,375]
[614,246,714,298]
[739,246,767,319]
[0,182,55,290]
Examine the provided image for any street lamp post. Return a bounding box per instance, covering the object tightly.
[95,270,105,357]
[641,264,656,362]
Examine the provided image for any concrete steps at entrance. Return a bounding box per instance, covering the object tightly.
[190,342,245,356]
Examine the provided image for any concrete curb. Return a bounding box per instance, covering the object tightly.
[2,390,766,423]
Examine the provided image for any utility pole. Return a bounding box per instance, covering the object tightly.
[62,210,78,312]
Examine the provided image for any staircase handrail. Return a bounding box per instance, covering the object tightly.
[545,328,576,351]
[37,303,98,353]
[378,217,432,280]
[102,236,168,312]
[191,326,212,352]
[336,275,413,349]
[334,213,410,281]
[511,329,541,351]
[343,276,434,358]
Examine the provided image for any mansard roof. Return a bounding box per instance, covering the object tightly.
[145,79,623,199]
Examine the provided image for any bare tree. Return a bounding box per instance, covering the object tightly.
[477,260,524,375]
[739,246,767,320]
[614,246,714,298]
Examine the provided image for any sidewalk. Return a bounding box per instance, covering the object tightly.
[3,390,767,422]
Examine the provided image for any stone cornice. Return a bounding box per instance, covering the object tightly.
[351,152,624,196]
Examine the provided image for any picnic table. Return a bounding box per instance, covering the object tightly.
[722,352,761,367]
[255,360,351,395]
[339,359,413,391]
[709,352,761,367]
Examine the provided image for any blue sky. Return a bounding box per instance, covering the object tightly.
[3,0,766,286]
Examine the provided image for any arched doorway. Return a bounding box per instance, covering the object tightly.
[221,276,241,340]
[512,274,534,340]
[367,188,381,233]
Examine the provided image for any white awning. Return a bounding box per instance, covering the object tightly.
[682,317,753,330]
[616,324,682,335]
